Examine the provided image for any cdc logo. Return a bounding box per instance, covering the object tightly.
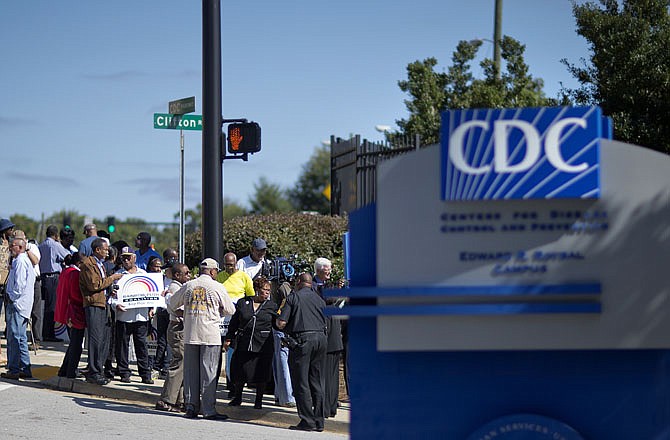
[440,107,609,201]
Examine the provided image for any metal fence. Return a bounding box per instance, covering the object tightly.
[330,133,422,216]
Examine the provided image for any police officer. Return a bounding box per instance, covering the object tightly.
[276,273,327,432]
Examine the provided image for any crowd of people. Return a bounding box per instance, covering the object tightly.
[0,219,348,429]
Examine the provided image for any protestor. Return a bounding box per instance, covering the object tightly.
[38,225,70,342]
[0,219,14,308]
[109,247,153,384]
[166,258,235,420]
[77,223,98,257]
[1,237,36,380]
[237,238,268,280]
[11,230,42,349]
[225,276,278,409]
[134,232,160,271]
[148,255,169,378]
[272,279,296,408]
[54,250,80,334]
[79,238,123,385]
[0,219,14,359]
[60,227,77,254]
[156,262,191,412]
[216,252,255,392]
[313,257,347,418]
[103,245,119,379]
[57,253,86,378]
[276,273,327,432]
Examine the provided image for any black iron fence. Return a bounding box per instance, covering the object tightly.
[330,133,422,216]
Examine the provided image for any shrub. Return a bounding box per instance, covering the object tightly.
[184,213,349,280]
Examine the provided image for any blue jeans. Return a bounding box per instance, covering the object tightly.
[272,329,295,404]
[5,302,31,375]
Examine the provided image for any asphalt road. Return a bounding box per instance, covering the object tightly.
[0,381,347,439]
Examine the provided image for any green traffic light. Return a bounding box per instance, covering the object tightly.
[108,225,116,233]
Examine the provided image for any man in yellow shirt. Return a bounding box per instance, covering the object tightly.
[217,252,255,392]
[217,253,254,301]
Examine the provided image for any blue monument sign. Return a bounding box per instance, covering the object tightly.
[335,106,670,439]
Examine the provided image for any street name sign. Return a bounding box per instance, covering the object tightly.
[153,113,202,131]
[168,96,195,114]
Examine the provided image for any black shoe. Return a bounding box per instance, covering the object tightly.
[104,370,115,379]
[315,425,324,432]
[228,397,242,406]
[18,372,33,379]
[184,409,198,419]
[289,423,316,432]
[141,377,154,384]
[203,413,229,421]
[1,372,20,380]
[119,376,131,383]
[254,402,263,409]
[87,375,110,385]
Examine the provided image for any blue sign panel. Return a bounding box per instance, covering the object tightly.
[441,106,604,201]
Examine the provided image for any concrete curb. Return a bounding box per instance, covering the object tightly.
[42,376,349,435]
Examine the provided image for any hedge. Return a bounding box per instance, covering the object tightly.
[184,213,349,280]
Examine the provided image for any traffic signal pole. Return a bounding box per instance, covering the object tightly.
[202,0,223,263]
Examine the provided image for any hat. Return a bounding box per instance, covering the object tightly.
[121,246,135,256]
[0,219,15,232]
[11,230,26,240]
[200,258,220,270]
[252,238,267,250]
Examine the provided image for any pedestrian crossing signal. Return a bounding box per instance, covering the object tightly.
[227,122,261,154]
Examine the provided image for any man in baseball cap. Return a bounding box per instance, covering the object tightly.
[165,256,234,420]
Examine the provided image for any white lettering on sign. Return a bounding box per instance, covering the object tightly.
[449,118,589,175]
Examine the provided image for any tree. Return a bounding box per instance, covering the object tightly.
[287,145,331,214]
[248,177,293,214]
[562,0,670,154]
[396,37,558,144]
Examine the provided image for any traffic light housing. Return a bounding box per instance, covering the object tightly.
[107,216,116,234]
[63,215,72,230]
[227,122,261,154]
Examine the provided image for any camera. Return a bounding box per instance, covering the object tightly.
[280,335,299,350]
[261,254,310,284]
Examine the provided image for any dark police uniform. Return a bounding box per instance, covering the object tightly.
[279,286,327,430]
[313,278,345,418]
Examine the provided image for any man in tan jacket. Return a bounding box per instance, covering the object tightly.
[79,238,122,385]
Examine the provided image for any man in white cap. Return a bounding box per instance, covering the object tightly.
[167,257,235,420]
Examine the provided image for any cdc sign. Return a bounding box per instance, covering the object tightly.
[441,106,609,201]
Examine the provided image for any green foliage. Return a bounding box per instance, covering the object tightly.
[562,0,670,154]
[397,36,557,144]
[184,213,349,279]
[287,145,331,214]
[397,57,448,145]
[248,177,294,214]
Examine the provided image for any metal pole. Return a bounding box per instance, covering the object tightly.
[179,129,185,261]
[493,0,503,80]
[202,0,223,263]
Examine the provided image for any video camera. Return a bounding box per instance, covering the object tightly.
[260,254,310,284]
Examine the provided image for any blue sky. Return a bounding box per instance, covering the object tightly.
[1,1,590,223]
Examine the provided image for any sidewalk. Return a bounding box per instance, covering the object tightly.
[0,332,349,435]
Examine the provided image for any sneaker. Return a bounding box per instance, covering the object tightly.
[155,400,181,412]
[119,376,131,383]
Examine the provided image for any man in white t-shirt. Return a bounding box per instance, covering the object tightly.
[236,238,267,280]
